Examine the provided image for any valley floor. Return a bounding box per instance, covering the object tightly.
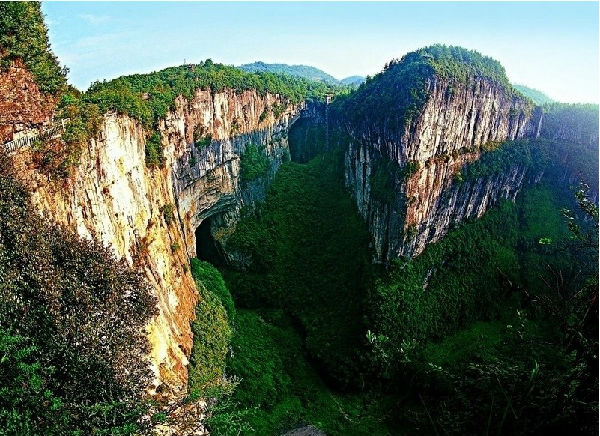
[188,147,598,436]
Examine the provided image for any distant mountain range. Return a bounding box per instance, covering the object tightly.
[238,61,365,87]
[513,84,555,105]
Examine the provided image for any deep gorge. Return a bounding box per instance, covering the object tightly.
[0,5,598,435]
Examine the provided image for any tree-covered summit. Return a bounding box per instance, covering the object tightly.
[238,61,340,85]
[514,84,555,105]
[332,44,523,128]
[83,60,339,128]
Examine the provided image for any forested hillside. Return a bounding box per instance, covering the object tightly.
[514,84,555,105]
[0,4,597,436]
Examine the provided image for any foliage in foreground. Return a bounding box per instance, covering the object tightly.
[0,152,157,435]
[0,2,67,94]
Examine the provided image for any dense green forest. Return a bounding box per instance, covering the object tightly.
[188,120,598,435]
[0,2,67,94]
[331,44,531,130]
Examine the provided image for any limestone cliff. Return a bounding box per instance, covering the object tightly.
[340,70,539,260]
[10,88,300,393]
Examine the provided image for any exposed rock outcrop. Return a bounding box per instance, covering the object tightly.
[342,76,539,260]
[10,87,301,393]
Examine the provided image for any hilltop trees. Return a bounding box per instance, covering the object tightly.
[0,2,67,94]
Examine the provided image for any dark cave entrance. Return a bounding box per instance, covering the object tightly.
[195,216,224,265]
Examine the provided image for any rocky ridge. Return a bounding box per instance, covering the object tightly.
[8,86,301,393]
[341,74,541,260]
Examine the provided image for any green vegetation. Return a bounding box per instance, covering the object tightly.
[460,139,550,181]
[209,310,395,436]
[333,44,526,130]
[0,152,157,435]
[223,150,372,386]
[365,180,597,434]
[160,203,175,225]
[195,133,212,150]
[0,2,67,94]
[195,116,597,434]
[145,131,164,167]
[191,258,235,322]
[240,144,270,181]
[188,259,234,395]
[239,61,340,85]
[84,60,337,129]
[513,84,554,105]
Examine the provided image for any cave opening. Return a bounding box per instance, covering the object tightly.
[195,216,225,266]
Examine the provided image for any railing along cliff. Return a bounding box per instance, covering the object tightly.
[2,119,69,153]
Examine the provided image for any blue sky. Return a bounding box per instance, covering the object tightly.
[42,2,599,103]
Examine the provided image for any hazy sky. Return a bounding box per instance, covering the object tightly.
[42,2,599,103]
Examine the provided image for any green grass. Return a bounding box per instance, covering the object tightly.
[188,259,234,394]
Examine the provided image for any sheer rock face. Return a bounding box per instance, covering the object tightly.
[343,77,541,260]
[11,88,300,394]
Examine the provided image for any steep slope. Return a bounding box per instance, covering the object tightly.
[239,61,340,85]
[514,84,555,105]
[5,59,306,394]
[333,45,541,259]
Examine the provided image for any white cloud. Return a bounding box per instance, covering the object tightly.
[78,13,110,25]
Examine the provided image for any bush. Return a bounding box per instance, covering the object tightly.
[145,131,164,167]
[160,203,175,225]
[0,329,68,436]
[0,152,157,435]
[188,259,234,394]
[0,3,67,94]
[240,144,270,181]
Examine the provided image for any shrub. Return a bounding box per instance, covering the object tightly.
[0,329,69,435]
[194,132,212,150]
[188,259,234,394]
[0,152,157,435]
[0,3,67,94]
[145,131,164,167]
[240,144,270,181]
[160,203,175,225]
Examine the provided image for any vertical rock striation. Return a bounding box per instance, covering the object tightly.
[338,47,541,260]
[10,88,301,393]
